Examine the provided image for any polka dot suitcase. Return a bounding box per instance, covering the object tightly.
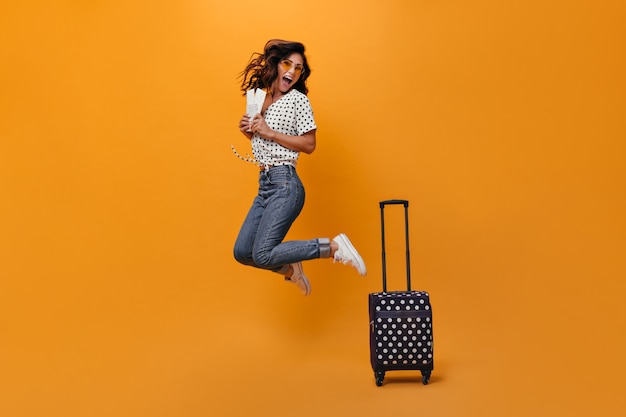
[369,200,433,386]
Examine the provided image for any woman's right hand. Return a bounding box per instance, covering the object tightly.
[239,114,253,139]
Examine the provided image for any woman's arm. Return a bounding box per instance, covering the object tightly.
[267,129,316,154]
[250,115,316,154]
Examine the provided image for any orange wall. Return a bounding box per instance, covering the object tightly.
[1,1,625,417]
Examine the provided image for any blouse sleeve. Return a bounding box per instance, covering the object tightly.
[295,94,317,136]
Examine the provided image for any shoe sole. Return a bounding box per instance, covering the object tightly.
[337,233,367,276]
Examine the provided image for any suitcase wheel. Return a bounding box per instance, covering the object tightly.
[375,371,385,387]
[421,370,431,385]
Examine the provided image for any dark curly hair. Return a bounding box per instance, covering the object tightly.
[239,39,311,96]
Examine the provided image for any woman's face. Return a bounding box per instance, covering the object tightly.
[274,52,304,94]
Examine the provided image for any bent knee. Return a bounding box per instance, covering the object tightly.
[233,246,253,266]
[251,250,273,269]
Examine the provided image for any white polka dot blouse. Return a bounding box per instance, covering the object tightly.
[251,89,317,168]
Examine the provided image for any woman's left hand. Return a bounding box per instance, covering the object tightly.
[250,115,275,140]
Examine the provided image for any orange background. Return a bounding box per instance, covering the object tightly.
[1,1,625,416]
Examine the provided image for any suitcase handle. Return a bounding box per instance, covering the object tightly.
[380,199,409,208]
[380,199,411,292]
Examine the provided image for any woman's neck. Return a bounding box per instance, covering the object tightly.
[270,88,287,103]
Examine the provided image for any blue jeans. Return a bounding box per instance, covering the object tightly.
[233,165,331,274]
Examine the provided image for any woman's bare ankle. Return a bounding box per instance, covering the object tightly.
[330,241,338,258]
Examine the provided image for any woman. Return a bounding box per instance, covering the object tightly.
[233,39,366,296]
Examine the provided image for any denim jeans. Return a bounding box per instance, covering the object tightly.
[233,165,331,274]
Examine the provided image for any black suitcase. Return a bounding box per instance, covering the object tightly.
[369,200,434,386]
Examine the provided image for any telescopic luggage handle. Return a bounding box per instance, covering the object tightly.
[379,200,411,292]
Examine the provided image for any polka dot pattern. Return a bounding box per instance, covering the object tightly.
[369,291,434,369]
[251,89,316,167]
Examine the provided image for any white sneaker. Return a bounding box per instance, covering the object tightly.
[333,233,367,276]
[285,262,311,296]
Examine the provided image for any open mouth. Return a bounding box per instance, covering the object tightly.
[281,75,293,88]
